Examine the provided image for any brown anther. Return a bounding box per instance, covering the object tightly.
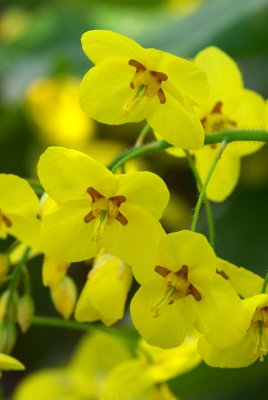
[115,212,128,226]
[130,82,135,89]
[210,144,218,149]
[87,187,103,202]
[201,117,207,128]
[84,211,95,224]
[2,215,12,228]
[211,101,223,114]
[216,269,229,280]
[109,195,126,208]
[128,59,146,72]
[150,70,168,82]
[157,88,166,104]
[154,265,171,277]
[175,264,188,280]
[189,284,202,301]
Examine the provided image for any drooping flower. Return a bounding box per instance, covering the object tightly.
[75,252,132,326]
[79,30,209,150]
[198,294,268,368]
[38,147,169,266]
[131,230,247,348]
[156,47,266,201]
[0,174,40,248]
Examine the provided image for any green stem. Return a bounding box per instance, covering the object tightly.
[191,140,227,233]
[184,150,215,248]
[261,273,268,294]
[32,316,138,343]
[28,178,44,196]
[134,124,151,147]
[6,248,30,321]
[108,129,268,173]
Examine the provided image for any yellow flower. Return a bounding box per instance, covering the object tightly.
[50,276,77,320]
[130,230,247,348]
[0,174,40,247]
[198,294,268,368]
[157,47,266,201]
[26,77,95,149]
[0,353,24,376]
[75,253,132,326]
[80,30,209,150]
[38,146,169,266]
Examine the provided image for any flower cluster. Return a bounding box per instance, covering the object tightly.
[1,28,268,397]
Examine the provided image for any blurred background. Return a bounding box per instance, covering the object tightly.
[1,0,268,398]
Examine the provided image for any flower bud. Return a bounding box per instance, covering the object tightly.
[0,322,17,354]
[0,290,18,322]
[17,294,35,333]
[50,276,77,319]
[0,254,10,281]
[42,256,70,289]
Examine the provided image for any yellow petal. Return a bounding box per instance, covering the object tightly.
[38,147,117,204]
[75,280,102,323]
[130,279,196,348]
[0,174,39,216]
[194,46,243,108]
[40,206,100,262]
[81,30,145,64]
[50,276,77,319]
[7,214,40,249]
[42,257,70,288]
[217,258,263,298]
[116,171,169,219]
[194,146,241,202]
[147,89,204,150]
[194,274,248,348]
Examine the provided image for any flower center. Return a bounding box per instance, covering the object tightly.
[122,59,168,115]
[84,187,128,241]
[251,306,268,361]
[151,264,201,317]
[201,101,237,148]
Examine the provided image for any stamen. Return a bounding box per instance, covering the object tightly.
[87,187,103,202]
[115,212,128,225]
[2,215,12,228]
[189,284,202,301]
[211,101,223,114]
[175,264,188,280]
[84,211,95,223]
[128,59,146,72]
[154,265,171,277]
[157,88,166,104]
[122,84,147,115]
[151,286,176,318]
[150,71,168,82]
[91,211,107,242]
[216,269,229,280]
[109,195,126,207]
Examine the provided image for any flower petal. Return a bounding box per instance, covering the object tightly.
[0,353,25,371]
[116,171,169,219]
[194,274,248,348]
[7,214,40,249]
[0,174,39,216]
[40,207,100,262]
[130,279,196,348]
[147,90,204,150]
[81,30,145,64]
[194,146,241,202]
[38,147,117,204]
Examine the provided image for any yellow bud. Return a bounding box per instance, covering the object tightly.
[50,276,77,319]
[0,254,10,281]
[0,290,18,322]
[17,294,35,333]
[42,256,70,289]
[0,323,17,354]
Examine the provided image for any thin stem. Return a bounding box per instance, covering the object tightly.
[184,150,215,248]
[108,129,268,173]
[261,272,268,294]
[191,140,227,233]
[134,124,151,147]
[28,178,44,196]
[6,239,20,255]
[6,248,30,321]
[32,316,138,343]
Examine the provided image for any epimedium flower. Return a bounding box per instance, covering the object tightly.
[0,174,40,248]
[198,294,268,368]
[75,252,133,326]
[37,146,169,266]
[79,30,209,150]
[130,230,247,349]
[156,46,266,202]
